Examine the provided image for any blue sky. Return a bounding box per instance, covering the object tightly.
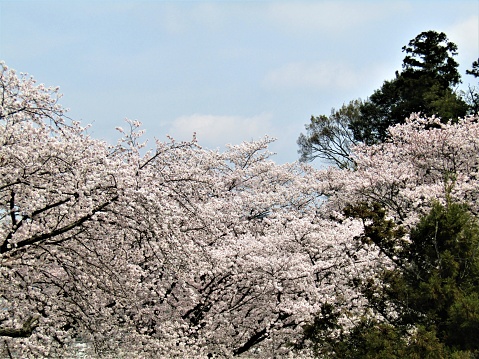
[1,1,478,164]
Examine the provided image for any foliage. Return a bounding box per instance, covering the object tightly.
[312,319,452,359]
[319,114,479,227]
[401,31,461,87]
[333,202,479,358]
[302,202,479,358]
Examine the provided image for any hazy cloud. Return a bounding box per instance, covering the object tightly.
[263,61,389,92]
[265,1,410,35]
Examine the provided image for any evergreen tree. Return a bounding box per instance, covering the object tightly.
[302,201,479,358]
[351,31,468,144]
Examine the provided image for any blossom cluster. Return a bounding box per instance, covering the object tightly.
[319,114,479,227]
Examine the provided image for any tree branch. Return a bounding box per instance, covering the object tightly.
[0,316,39,338]
[1,195,119,254]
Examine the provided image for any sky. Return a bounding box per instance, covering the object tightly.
[0,1,478,165]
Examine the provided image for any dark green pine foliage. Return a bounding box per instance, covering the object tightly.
[404,202,479,352]
[467,60,479,78]
[301,202,479,358]
[350,31,468,144]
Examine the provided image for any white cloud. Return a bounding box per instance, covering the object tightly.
[168,113,274,148]
[263,61,389,92]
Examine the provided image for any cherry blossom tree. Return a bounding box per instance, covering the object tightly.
[1,63,373,358]
[0,63,145,356]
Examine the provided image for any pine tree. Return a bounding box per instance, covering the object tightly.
[302,201,479,358]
